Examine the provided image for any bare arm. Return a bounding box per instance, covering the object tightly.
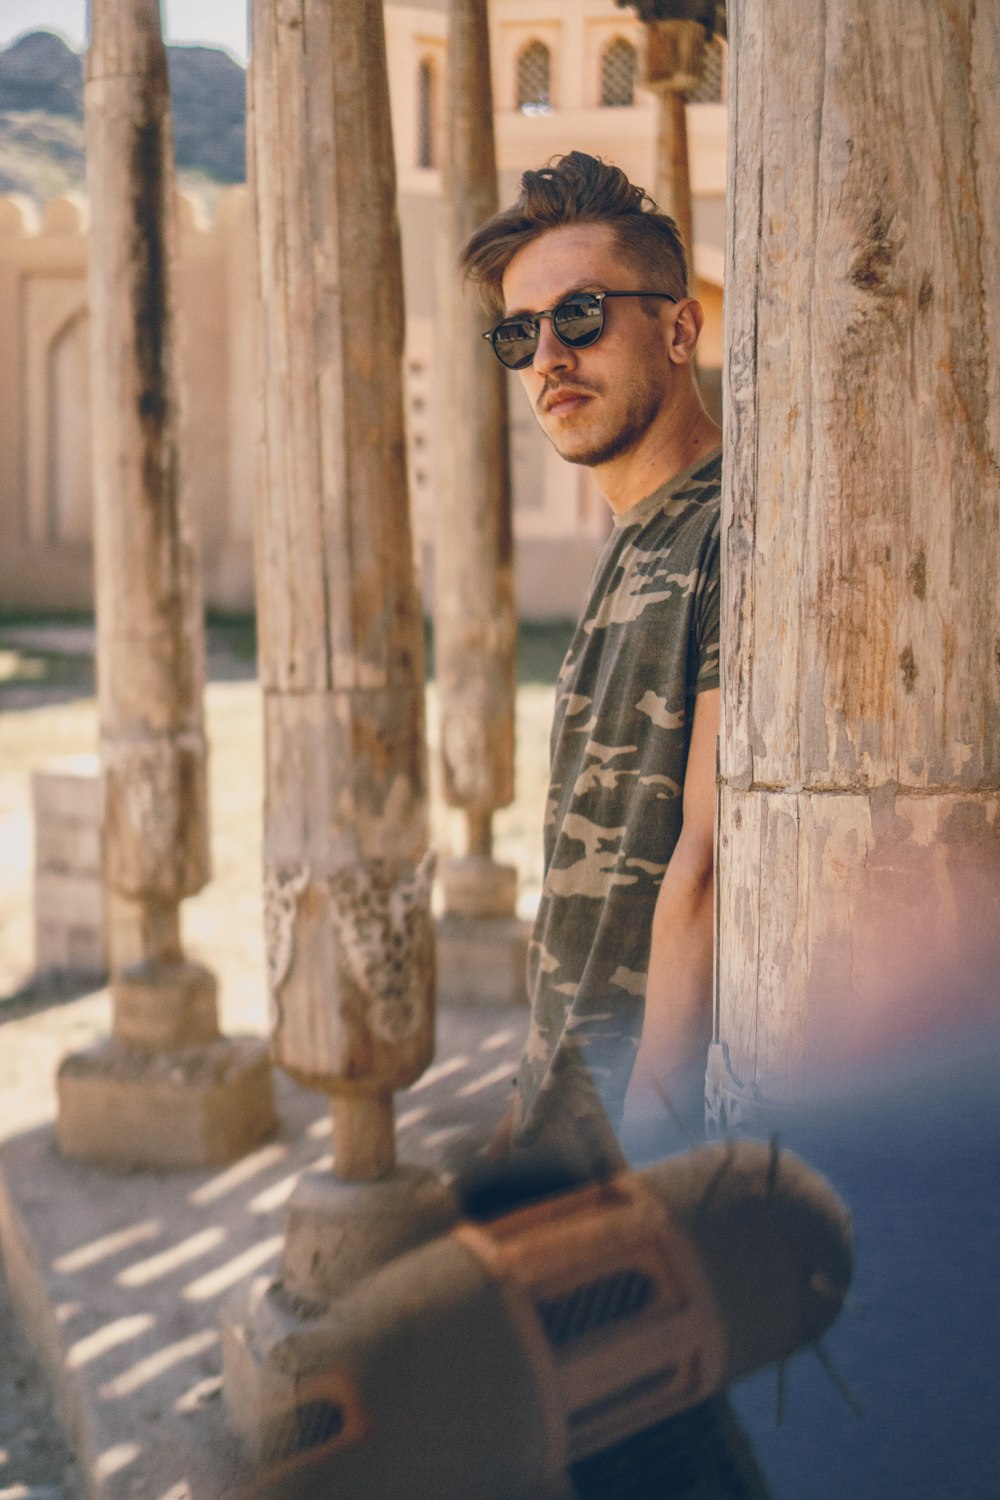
[623,686,718,1135]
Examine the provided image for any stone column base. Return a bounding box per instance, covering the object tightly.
[223,1273,329,1465]
[56,1035,276,1168]
[223,1165,460,1469]
[704,1041,798,1140]
[282,1163,459,1303]
[436,914,530,1007]
[439,856,518,919]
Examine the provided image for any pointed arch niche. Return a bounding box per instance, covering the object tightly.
[416,54,440,169]
[24,278,93,548]
[600,36,637,107]
[48,307,93,545]
[516,39,551,112]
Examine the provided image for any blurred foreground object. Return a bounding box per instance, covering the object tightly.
[729,1015,1000,1498]
[716,0,1000,1114]
[56,0,274,1167]
[240,1139,850,1500]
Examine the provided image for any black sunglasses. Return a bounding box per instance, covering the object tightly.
[483,289,678,370]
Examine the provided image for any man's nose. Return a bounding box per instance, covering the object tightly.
[532,316,576,377]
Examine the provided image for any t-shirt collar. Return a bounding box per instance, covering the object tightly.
[612,443,723,530]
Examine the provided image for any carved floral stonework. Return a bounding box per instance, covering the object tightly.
[263,854,437,1048]
[262,863,310,1010]
[328,851,436,1045]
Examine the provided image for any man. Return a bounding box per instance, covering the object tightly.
[462,151,721,1173]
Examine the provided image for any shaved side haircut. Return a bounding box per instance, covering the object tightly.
[460,150,688,311]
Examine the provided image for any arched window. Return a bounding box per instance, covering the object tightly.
[416,56,438,168]
[600,37,637,108]
[516,39,551,113]
[689,38,726,103]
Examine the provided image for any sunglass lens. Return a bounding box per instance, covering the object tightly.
[492,317,537,370]
[552,294,603,347]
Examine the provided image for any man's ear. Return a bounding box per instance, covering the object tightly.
[667,297,704,365]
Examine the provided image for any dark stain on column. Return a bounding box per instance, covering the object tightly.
[907,543,927,600]
[850,201,899,298]
[899,644,917,693]
[131,109,168,435]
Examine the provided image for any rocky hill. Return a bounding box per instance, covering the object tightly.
[0,29,246,202]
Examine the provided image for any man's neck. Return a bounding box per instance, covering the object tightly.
[594,402,722,517]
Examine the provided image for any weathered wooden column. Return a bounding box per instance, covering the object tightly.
[643,25,698,277]
[434,0,526,1004]
[711,0,1000,1124]
[56,0,274,1167]
[622,1,719,280]
[240,0,454,1311]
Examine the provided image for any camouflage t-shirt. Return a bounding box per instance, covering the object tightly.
[513,447,722,1168]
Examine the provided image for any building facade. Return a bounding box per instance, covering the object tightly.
[0,0,726,619]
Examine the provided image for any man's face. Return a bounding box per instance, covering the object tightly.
[500,222,678,469]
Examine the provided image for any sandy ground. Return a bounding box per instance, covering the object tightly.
[0,620,563,1499]
[2,626,999,1500]
[0,1255,84,1500]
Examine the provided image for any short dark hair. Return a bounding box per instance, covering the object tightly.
[460,151,688,312]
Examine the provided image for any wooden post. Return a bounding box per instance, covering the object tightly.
[434,0,518,931]
[88,0,209,978]
[623,2,718,283]
[713,0,1000,1119]
[57,0,275,1168]
[642,23,701,283]
[250,0,435,1180]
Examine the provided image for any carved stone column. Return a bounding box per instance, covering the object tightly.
[222,11,456,1435]
[434,0,528,1005]
[250,0,435,1191]
[56,0,274,1168]
[711,0,1000,1127]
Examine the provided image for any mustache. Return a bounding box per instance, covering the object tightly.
[537,378,602,414]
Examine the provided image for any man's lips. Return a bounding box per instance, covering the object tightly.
[539,386,596,416]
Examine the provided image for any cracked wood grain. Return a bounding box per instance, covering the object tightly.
[718,0,1000,1099]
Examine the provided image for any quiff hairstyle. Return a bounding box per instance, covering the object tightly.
[460,150,688,312]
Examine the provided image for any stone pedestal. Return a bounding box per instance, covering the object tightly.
[436,914,530,1007]
[112,956,220,1048]
[439,854,517,919]
[32,758,107,982]
[56,1035,275,1169]
[436,861,530,1009]
[436,854,529,1007]
[282,1165,459,1303]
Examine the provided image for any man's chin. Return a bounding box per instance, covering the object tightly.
[551,434,631,468]
[542,410,648,470]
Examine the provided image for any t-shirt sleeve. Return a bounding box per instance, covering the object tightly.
[694,521,721,693]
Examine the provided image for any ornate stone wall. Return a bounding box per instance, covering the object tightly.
[0,188,258,614]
